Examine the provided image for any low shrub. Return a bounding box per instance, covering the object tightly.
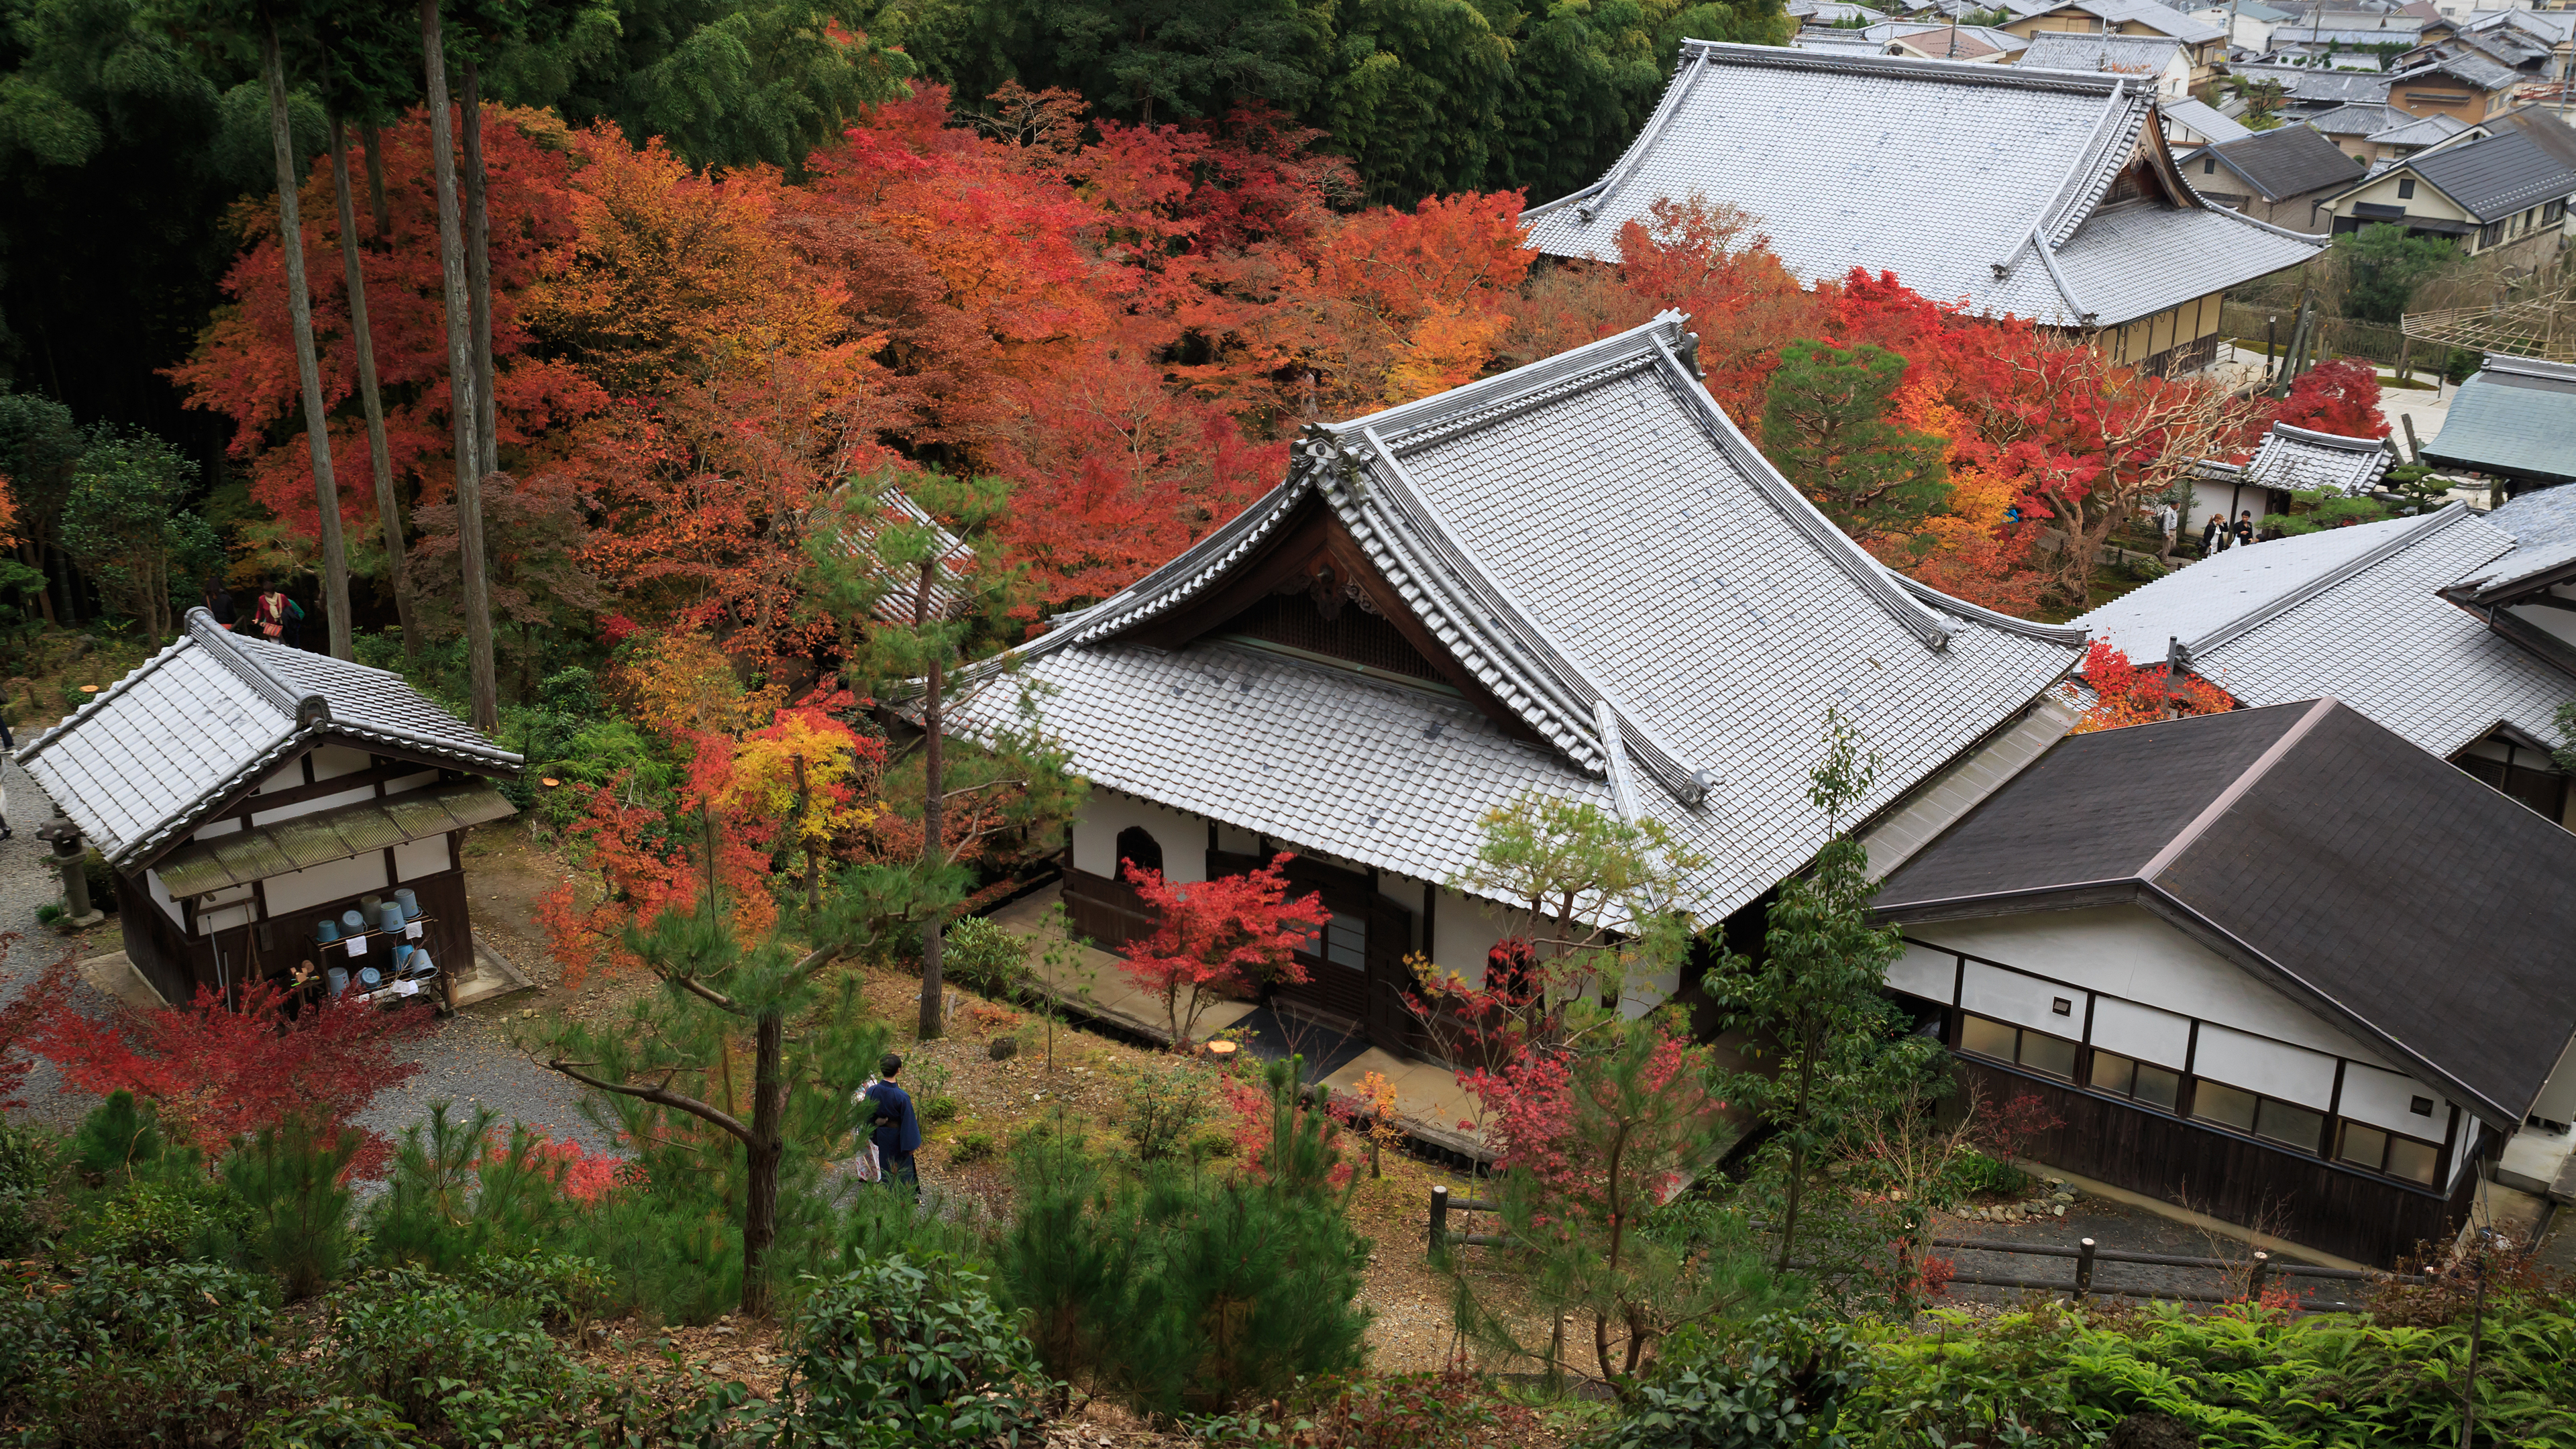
[1115,1061,1213,1164]
[77,1178,246,1265]
[320,1269,610,1444]
[786,1254,1046,1446]
[1001,1086,1371,1416]
[920,1093,962,1126]
[1608,1314,1865,1449]
[0,1119,52,1254]
[949,1131,996,1167]
[943,915,1028,996]
[0,1258,282,1446]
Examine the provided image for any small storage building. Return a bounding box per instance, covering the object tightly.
[16,609,521,1007]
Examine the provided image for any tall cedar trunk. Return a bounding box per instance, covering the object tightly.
[918,650,946,1040]
[460,58,498,480]
[419,0,500,732]
[915,557,945,1042]
[329,116,423,661]
[19,543,54,624]
[360,122,390,237]
[264,25,356,660]
[741,1006,786,1317]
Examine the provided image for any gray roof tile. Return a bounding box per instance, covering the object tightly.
[2074,504,2576,756]
[970,315,2084,919]
[17,611,519,867]
[2422,354,2576,482]
[2453,462,2576,597]
[1523,44,2323,327]
[2403,128,2576,219]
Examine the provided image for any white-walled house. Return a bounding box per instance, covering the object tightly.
[17,610,522,1007]
[1872,698,2576,1266]
[954,314,2086,1055]
[2181,421,2396,539]
[2076,491,2576,828]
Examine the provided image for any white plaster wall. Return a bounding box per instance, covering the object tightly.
[2091,996,2192,1069]
[1431,889,1511,989]
[1908,906,2394,1066]
[311,744,374,780]
[2195,1022,2339,1109]
[140,869,183,926]
[2341,1059,2452,1139]
[1960,959,2080,1036]
[1071,793,1205,883]
[261,853,390,917]
[393,835,451,882]
[2524,1034,2576,1126]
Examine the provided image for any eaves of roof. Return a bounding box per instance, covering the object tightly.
[961,314,2088,924]
[1874,697,2576,1128]
[17,610,521,869]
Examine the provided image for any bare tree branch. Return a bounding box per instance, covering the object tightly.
[543,1058,755,1147]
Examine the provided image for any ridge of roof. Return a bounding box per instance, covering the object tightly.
[2483,353,2576,385]
[2265,421,2390,453]
[2188,504,2469,656]
[997,311,2082,812]
[17,608,521,868]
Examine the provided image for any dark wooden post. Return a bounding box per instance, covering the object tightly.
[2247,1250,2271,1299]
[1429,1184,1450,1258]
[2076,1237,2098,1297]
[2265,315,2278,380]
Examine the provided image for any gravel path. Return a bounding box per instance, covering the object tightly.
[0,756,613,1165]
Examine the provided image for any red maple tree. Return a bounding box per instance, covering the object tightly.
[2247,357,2386,445]
[1118,853,1322,1045]
[2066,639,2235,733]
[33,978,431,1175]
[0,943,74,1110]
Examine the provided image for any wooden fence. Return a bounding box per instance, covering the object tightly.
[1425,1186,2424,1313]
[2220,305,2408,367]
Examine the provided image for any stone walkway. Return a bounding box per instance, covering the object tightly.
[989,885,1487,1159]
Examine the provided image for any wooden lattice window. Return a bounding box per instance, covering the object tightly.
[1224,590,1446,683]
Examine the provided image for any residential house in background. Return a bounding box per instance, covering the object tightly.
[2267,8,2435,64]
[2074,494,2576,828]
[2316,126,2576,249]
[1873,698,2576,1267]
[959,314,2086,1055]
[2180,123,2369,222]
[16,611,524,1008]
[2002,0,2231,84]
[2180,421,2395,533]
[2182,0,2297,52]
[2222,62,2393,118]
[1526,47,2326,377]
[2162,95,2254,144]
[2304,103,2479,165]
[2020,30,2194,95]
[2444,9,2576,98]
[2422,355,2576,490]
[2387,50,2528,119]
[1874,20,2033,60]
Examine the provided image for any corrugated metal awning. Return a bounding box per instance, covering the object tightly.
[153,781,515,899]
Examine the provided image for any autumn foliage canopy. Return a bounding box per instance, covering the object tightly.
[171,74,2371,659]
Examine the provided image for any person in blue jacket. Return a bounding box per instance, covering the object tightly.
[865,1053,922,1194]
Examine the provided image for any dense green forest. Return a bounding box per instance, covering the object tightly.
[1,0,1782,480]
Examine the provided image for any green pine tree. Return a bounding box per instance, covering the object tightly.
[1760,338,1952,553]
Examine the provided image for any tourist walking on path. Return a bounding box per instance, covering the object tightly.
[865,1053,923,1195]
[2201,513,2226,555]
